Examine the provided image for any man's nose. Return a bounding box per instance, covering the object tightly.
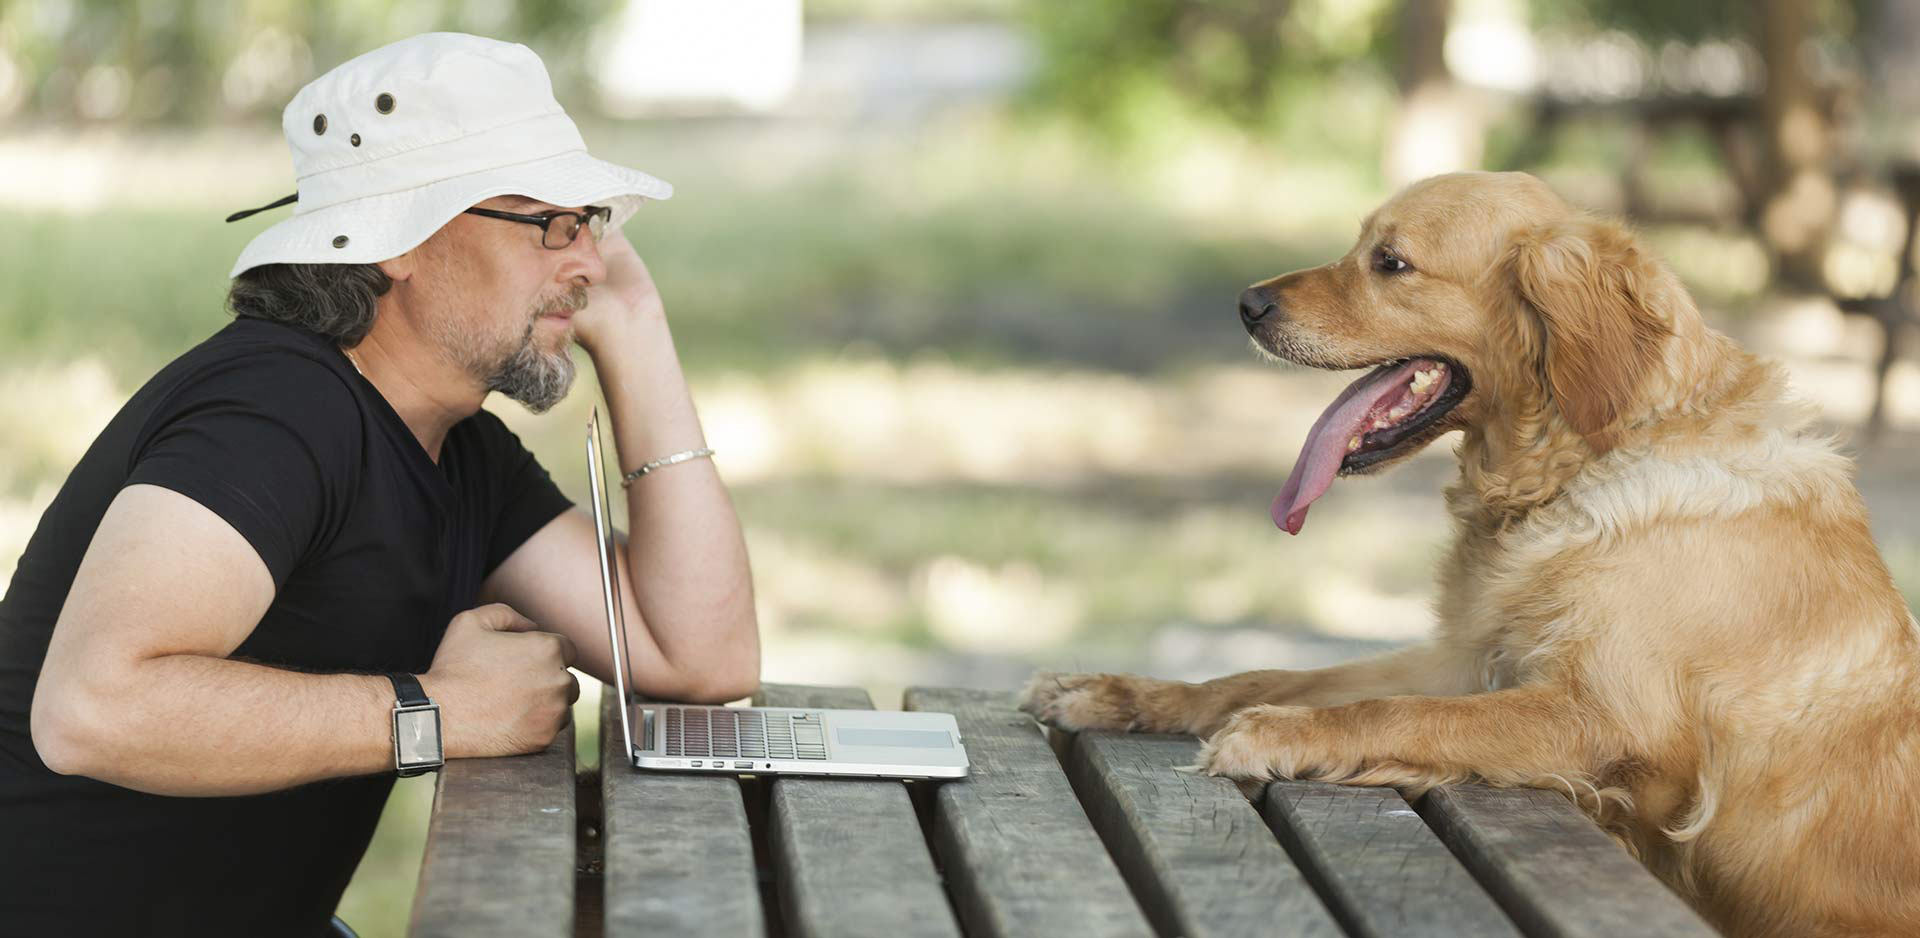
[565,233,607,285]
[1239,286,1282,329]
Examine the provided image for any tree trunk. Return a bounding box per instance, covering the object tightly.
[1383,0,1480,189]
[1757,0,1836,289]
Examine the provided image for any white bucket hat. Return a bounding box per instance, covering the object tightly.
[226,32,672,278]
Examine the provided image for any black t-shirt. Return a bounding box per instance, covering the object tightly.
[0,317,574,937]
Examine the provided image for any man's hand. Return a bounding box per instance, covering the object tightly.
[572,228,664,358]
[421,603,580,759]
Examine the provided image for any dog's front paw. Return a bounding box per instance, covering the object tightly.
[1017,670,1193,734]
[1188,704,1316,782]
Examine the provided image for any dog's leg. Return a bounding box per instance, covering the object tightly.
[1019,640,1482,738]
[1190,683,1613,797]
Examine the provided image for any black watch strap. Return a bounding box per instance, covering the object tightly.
[386,672,430,706]
[386,672,441,777]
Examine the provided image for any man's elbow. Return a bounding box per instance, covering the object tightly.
[675,652,762,705]
[684,666,761,704]
[30,680,110,778]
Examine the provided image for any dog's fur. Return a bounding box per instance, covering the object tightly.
[1019,172,1920,938]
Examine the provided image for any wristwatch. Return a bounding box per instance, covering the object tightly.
[386,673,444,777]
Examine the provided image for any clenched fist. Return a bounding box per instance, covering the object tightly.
[420,603,579,759]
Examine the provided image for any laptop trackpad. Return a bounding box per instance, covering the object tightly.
[834,727,957,749]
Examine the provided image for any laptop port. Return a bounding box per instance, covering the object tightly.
[690,761,702,767]
[733,761,752,769]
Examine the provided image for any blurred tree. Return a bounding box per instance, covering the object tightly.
[804,0,1015,20]
[1529,0,1757,41]
[1022,0,1289,132]
[1755,0,1834,287]
[0,0,616,125]
[1019,0,1401,143]
[1861,0,1920,120]
[1021,0,1497,189]
[1021,0,1883,291]
[1382,0,1481,187]
[1531,0,1868,288]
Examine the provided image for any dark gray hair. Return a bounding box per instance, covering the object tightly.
[226,263,392,346]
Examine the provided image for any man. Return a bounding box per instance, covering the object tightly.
[0,33,759,936]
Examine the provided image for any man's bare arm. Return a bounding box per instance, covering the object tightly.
[480,507,757,703]
[592,306,759,700]
[31,484,577,797]
[479,236,760,703]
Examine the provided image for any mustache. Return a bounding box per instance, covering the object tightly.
[535,285,590,318]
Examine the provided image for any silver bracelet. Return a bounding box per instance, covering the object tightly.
[620,448,715,487]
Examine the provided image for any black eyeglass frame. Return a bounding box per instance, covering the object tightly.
[462,205,611,249]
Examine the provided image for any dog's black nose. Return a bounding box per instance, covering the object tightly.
[1239,287,1279,328]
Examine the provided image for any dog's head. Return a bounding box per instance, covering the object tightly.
[1241,171,1677,534]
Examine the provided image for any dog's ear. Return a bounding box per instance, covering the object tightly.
[1503,216,1672,454]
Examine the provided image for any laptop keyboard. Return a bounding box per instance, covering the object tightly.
[660,707,829,760]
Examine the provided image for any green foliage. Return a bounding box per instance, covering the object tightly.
[803,0,1018,21]
[1525,0,1865,42]
[1,0,617,124]
[1018,0,1396,139]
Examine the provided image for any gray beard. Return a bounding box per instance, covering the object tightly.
[429,285,585,414]
[485,318,576,414]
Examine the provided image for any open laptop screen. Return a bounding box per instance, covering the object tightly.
[587,408,638,758]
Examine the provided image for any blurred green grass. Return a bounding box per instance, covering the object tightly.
[0,132,1343,384]
[733,476,1446,649]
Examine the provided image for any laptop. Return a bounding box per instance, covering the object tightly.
[586,408,970,779]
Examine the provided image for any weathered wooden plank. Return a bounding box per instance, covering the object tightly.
[409,718,575,938]
[599,685,764,938]
[755,683,874,713]
[755,683,963,938]
[1069,732,1345,938]
[904,687,1155,938]
[1261,781,1524,938]
[1418,785,1718,938]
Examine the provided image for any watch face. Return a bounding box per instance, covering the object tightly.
[395,706,443,766]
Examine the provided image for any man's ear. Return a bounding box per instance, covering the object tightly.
[376,253,414,282]
[1504,216,1673,454]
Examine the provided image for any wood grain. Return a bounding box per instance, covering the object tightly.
[756,683,962,938]
[410,719,576,937]
[1263,781,1524,938]
[1419,785,1718,938]
[1070,732,1346,938]
[905,687,1154,938]
[599,686,764,937]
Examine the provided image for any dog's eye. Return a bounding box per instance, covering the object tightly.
[1373,249,1410,274]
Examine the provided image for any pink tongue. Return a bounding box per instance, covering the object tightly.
[1272,359,1427,535]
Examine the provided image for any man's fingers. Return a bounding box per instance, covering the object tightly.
[550,631,578,669]
[468,603,539,633]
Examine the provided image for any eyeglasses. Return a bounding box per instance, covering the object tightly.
[462,204,611,249]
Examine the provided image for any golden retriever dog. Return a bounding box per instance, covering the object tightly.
[1018,171,1920,938]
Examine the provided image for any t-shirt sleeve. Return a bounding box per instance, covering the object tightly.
[473,409,575,579]
[123,354,362,590]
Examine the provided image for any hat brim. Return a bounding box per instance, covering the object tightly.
[228,149,672,278]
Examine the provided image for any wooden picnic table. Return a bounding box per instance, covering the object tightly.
[406,682,1722,938]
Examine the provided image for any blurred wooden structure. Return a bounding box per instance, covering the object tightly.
[1505,80,1913,445]
[1833,161,1920,446]
[1503,91,1767,227]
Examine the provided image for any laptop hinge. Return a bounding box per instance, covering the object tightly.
[640,707,655,751]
